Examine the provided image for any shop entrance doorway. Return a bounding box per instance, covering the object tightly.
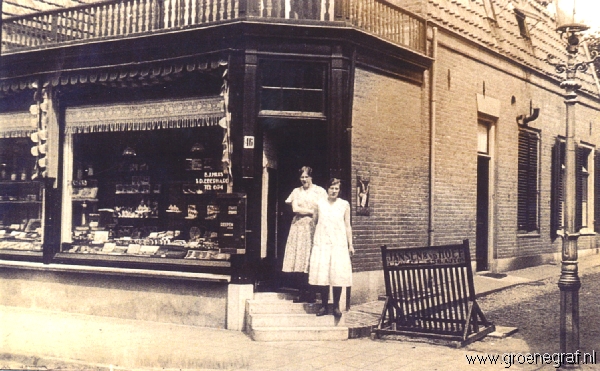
[258,119,328,291]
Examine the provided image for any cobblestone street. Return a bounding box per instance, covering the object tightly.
[463,263,600,369]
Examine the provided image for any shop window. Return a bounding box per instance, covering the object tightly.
[517,129,540,233]
[260,60,326,117]
[62,127,245,267]
[0,137,44,252]
[551,139,593,236]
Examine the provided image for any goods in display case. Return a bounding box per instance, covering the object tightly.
[0,137,44,252]
[64,127,245,264]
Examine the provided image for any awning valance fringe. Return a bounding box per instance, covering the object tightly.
[0,112,36,138]
[0,129,36,138]
[65,96,224,134]
[0,55,227,96]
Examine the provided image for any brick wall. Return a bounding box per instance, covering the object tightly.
[433,32,600,266]
[350,31,600,276]
[350,67,430,272]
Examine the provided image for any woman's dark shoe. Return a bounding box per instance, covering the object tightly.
[316,306,328,316]
[333,307,343,318]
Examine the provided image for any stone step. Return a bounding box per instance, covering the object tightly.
[253,292,297,301]
[246,300,320,315]
[249,326,349,342]
[248,312,346,328]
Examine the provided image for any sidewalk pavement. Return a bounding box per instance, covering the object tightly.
[2,252,600,371]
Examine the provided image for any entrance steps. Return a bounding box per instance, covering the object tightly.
[246,292,349,341]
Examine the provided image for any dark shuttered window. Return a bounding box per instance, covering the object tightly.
[518,129,539,232]
[551,138,589,236]
[576,146,586,230]
[551,139,565,237]
[595,151,600,231]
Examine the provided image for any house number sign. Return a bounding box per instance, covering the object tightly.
[244,136,255,149]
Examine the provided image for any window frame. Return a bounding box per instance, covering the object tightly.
[258,59,327,119]
[577,143,594,234]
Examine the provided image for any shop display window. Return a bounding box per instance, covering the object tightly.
[0,137,44,252]
[62,127,245,264]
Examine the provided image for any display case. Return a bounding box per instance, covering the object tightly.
[0,137,44,252]
[61,127,244,269]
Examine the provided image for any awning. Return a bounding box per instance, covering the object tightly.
[0,56,227,95]
[0,112,36,138]
[65,96,224,134]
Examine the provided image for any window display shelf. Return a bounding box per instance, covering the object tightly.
[114,192,160,195]
[0,201,42,204]
[0,181,42,185]
[55,250,231,274]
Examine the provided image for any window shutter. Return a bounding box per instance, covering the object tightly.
[595,151,600,231]
[517,132,528,230]
[576,145,583,231]
[518,130,539,232]
[551,138,565,237]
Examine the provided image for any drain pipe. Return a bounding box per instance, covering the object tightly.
[428,27,438,246]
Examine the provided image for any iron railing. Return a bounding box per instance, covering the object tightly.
[1,0,426,54]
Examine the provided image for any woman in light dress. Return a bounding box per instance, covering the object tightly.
[282,166,327,302]
[309,178,354,318]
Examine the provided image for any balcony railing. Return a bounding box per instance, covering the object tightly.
[1,0,426,55]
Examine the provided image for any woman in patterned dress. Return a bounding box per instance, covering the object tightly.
[282,166,327,302]
[309,178,354,318]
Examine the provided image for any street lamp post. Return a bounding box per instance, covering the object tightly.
[547,0,599,355]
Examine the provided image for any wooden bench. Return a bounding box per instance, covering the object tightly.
[375,240,495,347]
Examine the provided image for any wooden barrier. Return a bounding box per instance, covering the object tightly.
[375,240,495,347]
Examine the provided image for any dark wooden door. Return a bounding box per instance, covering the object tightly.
[476,155,490,271]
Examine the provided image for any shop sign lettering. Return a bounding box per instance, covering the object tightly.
[220,222,234,229]
[386,247,466,267]
[196,172,228,191]
[204,172,224,178]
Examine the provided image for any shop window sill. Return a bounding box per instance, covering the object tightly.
[0,258,230,282]
[0,249,43,262]
[55,252,229,267]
